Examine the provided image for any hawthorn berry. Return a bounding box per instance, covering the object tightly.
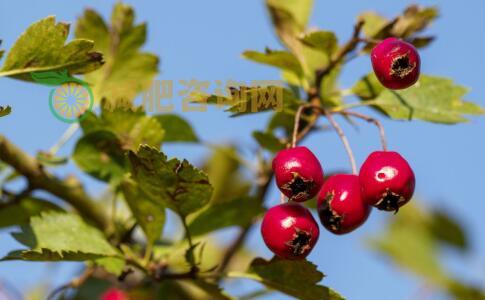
[272,146,324,202]
[371,37,420,90]
[101,288,129,300]
[317,174,371,234]
[359,151,415,212]
[261,202,319,259]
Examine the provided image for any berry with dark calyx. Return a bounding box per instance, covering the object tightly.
[261,202,319,259]
[272,146,324,202]
[101,288,129,300]
[359,151,415,212]
[371,37,421,90]
[317,174,371,234]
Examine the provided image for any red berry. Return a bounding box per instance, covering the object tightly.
[272,146,324,202]
[101,288,129,300]
[317,174,371,234]
[359,151,415,212]
[261,202,319,259]
[371,37,420,89]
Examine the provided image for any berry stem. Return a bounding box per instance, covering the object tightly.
[323,110,358,175]
[291,104,310,148]
[340,110,388,151]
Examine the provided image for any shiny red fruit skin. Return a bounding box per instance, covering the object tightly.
[272,146,324,202]
[261,202,319,259]
[101,288,129,300]
[317,174,371,234]
[371,37,420,90]
[359,151,415,212]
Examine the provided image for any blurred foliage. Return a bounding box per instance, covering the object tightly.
[0,1,483,300]
[368,203,485,299]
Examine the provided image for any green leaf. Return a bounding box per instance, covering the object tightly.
[3,211,119,261]
[367,204,449,286]
[253,131,286,153]
[266,0,313,51]
[355,75,484,124]
[368,222,448,284]
[128,145,213,217]
[0,105,11,118]
[94,256,126,276]
[75,4,158,105]
[359,12,389,38]
[300,31,338,55]
[121,179,165,245]
[191,280,235,300]
[242,49,303,77]
[154,114,198,142]
[359,6,438,52]
[0,16,103,80]
[202,146,251,205]
[234,257,344,300]
[267,0,313,31]
[72,130,128,183]
[268,111,296,134]
[188,197,265,237]
[0,41,4,61]
[80,101,164,151]
[392,5,439,38]
[375,76,484,123]
[351,72,384,100]
[319,65,342,107]
[0,197,63,228]
[428,209,468,251]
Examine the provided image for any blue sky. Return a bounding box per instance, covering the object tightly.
[1,1,484,299]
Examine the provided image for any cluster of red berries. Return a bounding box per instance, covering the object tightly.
[261,38,419,260]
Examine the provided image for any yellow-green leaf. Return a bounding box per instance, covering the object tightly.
[3,212,119,261]
[75,3,158,105]
[0,16,103,80]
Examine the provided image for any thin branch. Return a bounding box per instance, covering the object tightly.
[0,135,110,231]
[314,20,365,97]
[49,123,80,155]
[47,268,94,300]
[323,111,358,175]
[340,110,388,151]
[181,216,199,272]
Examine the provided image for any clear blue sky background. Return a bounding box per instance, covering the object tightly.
[1,1,484,299]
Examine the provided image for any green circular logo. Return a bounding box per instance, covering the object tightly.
[48,80,94,123]
[31,70,94,123]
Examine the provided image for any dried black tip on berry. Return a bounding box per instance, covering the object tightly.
[390,53,415,78]
[318,193,342,232]
[375,189,404,213]
[286,227,312,256]
[282,173,314,200]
